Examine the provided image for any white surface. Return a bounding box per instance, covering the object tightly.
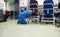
[37,0,58,5]
[20,0,28,7]
[19,0,58,6]
[0,20,60,37]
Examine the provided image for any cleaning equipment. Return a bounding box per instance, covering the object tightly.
[55,15,60,27]
[55,3,60,27]
[17,8,32,24]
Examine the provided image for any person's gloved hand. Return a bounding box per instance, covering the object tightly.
[28,10,33,14]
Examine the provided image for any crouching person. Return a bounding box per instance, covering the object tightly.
[17,8,32,24]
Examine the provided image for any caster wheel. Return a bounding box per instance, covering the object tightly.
[55,23,60,28]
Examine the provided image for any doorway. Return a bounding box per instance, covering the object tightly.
[4,0,19,19]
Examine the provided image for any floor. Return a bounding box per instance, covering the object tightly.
[0,19,60,37]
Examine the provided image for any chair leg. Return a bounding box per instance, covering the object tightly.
[53,17,55,25]
[53,21,55,25]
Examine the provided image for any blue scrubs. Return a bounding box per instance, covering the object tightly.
[17,10,31,24]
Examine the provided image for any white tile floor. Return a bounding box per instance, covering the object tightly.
[0,19,60,37]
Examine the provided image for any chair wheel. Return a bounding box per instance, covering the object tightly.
[55,23,60,28]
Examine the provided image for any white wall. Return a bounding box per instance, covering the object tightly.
[0,0,58,11]
[36,0,44,5]
[0,0,4,10]
[58,0,60,3]
[53,0,58,4]
[0,0,15,11]
[0,0,4,3]
[7,0,14,11]
[19,0,58,6]
[20,0,28,7]
[36,0,58,5]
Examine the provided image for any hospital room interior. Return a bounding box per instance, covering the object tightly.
[0,0,60,37]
